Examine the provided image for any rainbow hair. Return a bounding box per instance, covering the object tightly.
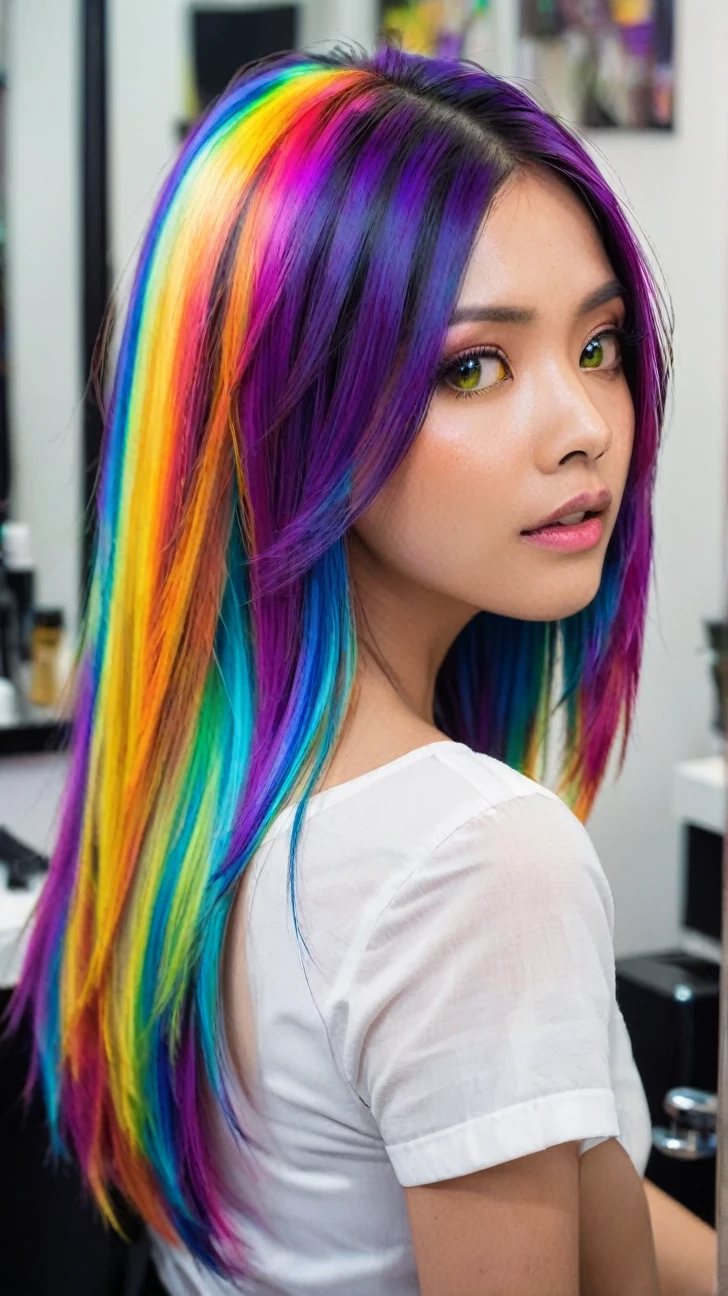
[9,41,671,1277]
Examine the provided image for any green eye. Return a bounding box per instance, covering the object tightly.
[440,350,510,397]
[580,331,622,371]
[581,337,604,369]
[455,357,484,390]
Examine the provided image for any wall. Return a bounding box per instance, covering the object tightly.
[6,0,81,640]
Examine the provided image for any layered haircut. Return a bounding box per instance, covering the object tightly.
[9,40,671,1276]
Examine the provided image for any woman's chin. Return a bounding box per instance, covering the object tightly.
[531,582,602,623]
[494,568,603,623]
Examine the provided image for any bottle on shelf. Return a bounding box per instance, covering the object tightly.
[29,607,65,710]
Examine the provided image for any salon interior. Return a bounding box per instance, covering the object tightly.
[0,1,727,1292]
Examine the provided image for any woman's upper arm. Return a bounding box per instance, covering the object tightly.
[404,1137,663,1296]
[404,1140,581,1296]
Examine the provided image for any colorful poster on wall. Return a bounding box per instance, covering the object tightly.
[519,0,675,129]
[378,1,501,68]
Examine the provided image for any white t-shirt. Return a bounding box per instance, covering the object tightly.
[152,739,652,1295]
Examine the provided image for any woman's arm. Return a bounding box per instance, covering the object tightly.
[643,1178,717,1296]
[405,1141,583,1296]
[578,1138,661,1295]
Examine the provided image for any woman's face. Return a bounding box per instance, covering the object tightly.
[352,166,635,624]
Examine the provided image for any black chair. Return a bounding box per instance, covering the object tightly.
[0,988,166,1295]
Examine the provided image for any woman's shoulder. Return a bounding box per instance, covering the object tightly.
[309,740,613,952]
[295,741,616,1056]
[261,739,613,984]
[293,737,601,892]
[429,739,565,815]
[429,743,612,919]
[324,750,620,1168]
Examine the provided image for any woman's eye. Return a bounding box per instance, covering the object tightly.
[439,349,510,398]
[580,330,623,371]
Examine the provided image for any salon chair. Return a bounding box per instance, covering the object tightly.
[1,988,165,1293]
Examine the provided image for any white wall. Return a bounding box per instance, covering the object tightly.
[9,1,728,958]
[6,0,81,641]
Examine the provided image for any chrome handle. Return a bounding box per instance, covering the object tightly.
[664,1087,718,1130]
[652,1086,718,1161]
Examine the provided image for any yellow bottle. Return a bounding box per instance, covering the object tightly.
[29,608,65,708]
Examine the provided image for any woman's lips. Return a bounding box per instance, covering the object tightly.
[520,515,604,552]
[523,488,612,533]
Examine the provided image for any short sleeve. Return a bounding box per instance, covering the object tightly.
[330,790,621,1186]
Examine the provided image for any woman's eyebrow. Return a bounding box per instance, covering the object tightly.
[576,279,626,316]
[448,279,626,327]
[448,303,534,325]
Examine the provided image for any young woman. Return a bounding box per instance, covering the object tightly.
[10,39,717,1296]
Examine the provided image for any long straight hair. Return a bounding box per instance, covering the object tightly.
[10,40,671,1276]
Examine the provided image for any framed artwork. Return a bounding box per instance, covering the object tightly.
[519,1,675,130]
[377,1,500,65]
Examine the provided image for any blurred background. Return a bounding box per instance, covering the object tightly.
[1,1,727,1284]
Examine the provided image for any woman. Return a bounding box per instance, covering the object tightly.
[10,39,717,1295]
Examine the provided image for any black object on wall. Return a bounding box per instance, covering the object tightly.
[81,0,109,614]
[683,824,724,944]
[191,7,298,111]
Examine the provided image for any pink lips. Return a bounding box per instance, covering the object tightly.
[521,516,604,552]
[521,488,611,554]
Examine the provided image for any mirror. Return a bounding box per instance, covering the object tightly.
[0,0,78,749]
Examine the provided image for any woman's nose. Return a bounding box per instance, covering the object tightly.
[532,364,613,471]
